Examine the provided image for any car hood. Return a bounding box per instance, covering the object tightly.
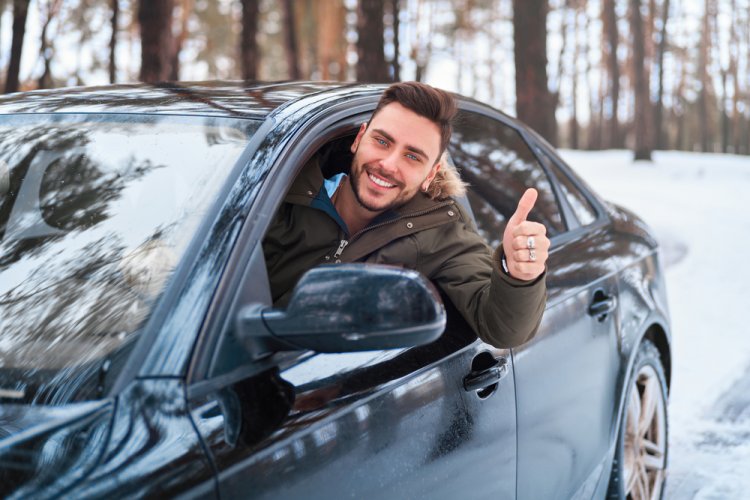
[0,400,113,497]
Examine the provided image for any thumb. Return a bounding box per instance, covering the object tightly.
[508,188,538,226]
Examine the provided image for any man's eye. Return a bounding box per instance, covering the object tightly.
[376,138,388,146]
[406,153,420,161]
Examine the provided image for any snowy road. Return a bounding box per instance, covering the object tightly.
[560,150,750,499]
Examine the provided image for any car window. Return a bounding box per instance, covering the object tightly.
[536,148,597,226]
[449,111,564,246]
[0,114,259,404]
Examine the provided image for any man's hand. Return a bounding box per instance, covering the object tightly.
[502,188,549,281]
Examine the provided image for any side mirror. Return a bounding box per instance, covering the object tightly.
[238,264,445,354]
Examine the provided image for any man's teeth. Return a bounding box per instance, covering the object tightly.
[369,173,395,188]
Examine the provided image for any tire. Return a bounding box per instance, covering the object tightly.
[607,340,669,500]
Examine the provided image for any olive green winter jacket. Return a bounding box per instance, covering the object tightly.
[262,157,546,348]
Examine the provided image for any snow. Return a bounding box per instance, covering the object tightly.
[558,149,750,499]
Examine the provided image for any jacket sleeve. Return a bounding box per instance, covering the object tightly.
[417,212,547,349]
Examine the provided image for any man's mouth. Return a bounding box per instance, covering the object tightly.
[368,172,396,189]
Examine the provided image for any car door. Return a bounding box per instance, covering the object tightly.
[185,111,518,499]
[449,107,621,499]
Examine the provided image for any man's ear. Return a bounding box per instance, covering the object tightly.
[422,161,441,191]
[350,122,368,153]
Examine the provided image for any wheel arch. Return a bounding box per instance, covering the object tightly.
[641,322,672,393]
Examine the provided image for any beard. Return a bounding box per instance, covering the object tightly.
[349,160,417,214]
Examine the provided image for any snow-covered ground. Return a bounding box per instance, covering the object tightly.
[559,149,750,499]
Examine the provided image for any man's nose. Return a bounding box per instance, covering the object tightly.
[379,150,399,173]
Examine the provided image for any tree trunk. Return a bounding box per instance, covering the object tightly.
[654,0,670,150]
[569,1,581,150]
[602,0,620,148]
[282,0,300,79]
[5,0,30,93]
[37,0,62,89]
[138,0,175,83]
[169,0,192,81]
[356,0,390,82]
[391,0,400,81]
[513,0,556,145]
[630,0,653,160]
[109,0,119,83]
[240,0,260,81]
[317,0,345,80]
[697,0,713,152]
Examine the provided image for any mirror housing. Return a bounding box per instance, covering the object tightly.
[238,264,446,354]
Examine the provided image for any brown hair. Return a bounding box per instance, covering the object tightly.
[371,82,457,159]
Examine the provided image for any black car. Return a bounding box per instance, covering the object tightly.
[0,82,671,499]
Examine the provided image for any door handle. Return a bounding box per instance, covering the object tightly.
[463,356,508,392]
[588,291,617,320]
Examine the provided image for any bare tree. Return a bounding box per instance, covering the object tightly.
[281,0,300,79]
[109,0,119,83]
[5,0,30,93]
[357,0,390,82]
[240,0,260,80]
[390,0,401,81]
[513,0,556,144]
[602,0,621,148]
[37,0,63,89]
[317,0,346,80]
[169,0,193,81]
[138,0,175,83]
[653,0,670,150]
[697,0,715,152]
[630,0,653,160]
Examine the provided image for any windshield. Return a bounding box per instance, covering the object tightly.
[0,114,259,404]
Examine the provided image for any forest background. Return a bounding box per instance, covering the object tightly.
[0,0,746,161]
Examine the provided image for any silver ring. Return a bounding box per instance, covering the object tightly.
[529,249,536,262]
[527,236,535,249]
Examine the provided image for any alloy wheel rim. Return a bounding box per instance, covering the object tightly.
[622,364,667,500]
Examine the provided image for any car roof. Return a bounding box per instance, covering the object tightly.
[0,81,370,119]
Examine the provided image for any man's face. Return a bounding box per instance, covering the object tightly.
[348,102,442,214]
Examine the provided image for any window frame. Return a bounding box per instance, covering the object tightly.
[185,98,382,395]
[451,101,571,243]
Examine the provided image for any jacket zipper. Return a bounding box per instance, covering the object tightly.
[331,201,453,262]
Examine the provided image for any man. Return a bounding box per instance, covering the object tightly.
[263,82,549,348]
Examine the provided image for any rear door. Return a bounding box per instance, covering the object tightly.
[186,110,518,499]
[449,107,621,499]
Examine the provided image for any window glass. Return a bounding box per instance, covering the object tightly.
[0,115,259,404]
[538,150,597,226]
[448,111,564,243]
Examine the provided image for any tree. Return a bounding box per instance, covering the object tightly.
[138,0,175,83]
[390,0,401,81]
[240,0,259,80]
[282,0,300,79]
[356,0,390,82]
[653,0,670,150]
[316,0,346,80]
[37,0,63,89]
[513,0,556,145]
[109,0,119,83]
[630,0,653,160]
[697,0,715,152]
[602,0,621,148]
[5,0,30,93]
[169,0,193,81]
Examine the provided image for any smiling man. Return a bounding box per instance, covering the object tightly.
[263,82,549,348]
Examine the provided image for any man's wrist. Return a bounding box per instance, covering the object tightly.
[500,251,510,275]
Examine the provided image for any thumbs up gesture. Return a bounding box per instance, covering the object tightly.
[501,188,549,281]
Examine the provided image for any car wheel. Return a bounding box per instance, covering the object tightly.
[607,340,668,499]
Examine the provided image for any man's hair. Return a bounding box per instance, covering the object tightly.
[371,81,457,159]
